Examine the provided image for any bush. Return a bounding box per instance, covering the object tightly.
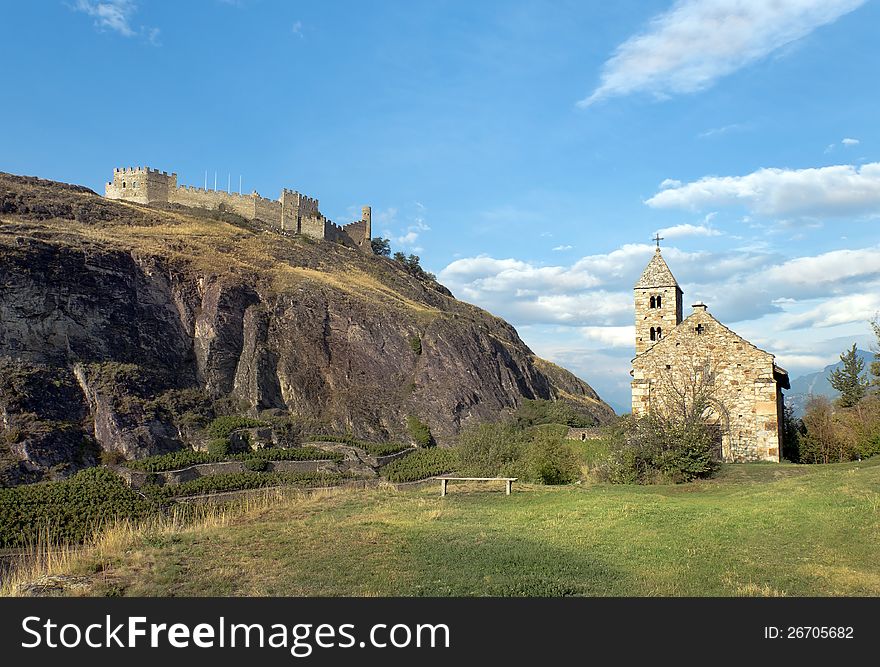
[515,399,597,429]
[302,435,410,456]
[207,415,266,439]
[207,438,231,458]
[244,457,269,472]
[406,416,434,448]
[800,394,880,463]
[409,335,422,355]
[143,471,350,500]
[781,402,803,463]
[455,422,524,477]
[597,414,718,484]
[359,442,411,457]
[381,448,459,483]
[124,446,343,473]
[522,435,580,485]
[0,468,155,547]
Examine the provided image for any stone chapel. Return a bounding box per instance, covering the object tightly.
[630,246,789,462]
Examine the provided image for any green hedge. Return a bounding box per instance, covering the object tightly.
[303,435,410,457]
[125,447,343,473]
[206,416,267,439]
[143,471,350,500]
[381,448,458,483]
[0,468,155,548]
[360,442,411,457]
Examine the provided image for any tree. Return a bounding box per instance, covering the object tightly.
[601,346,720,483]
[370,237,391,257]
[870,315,880,388]
[829,343,867,407]
[800,395,848,463]
[781,401,802,463]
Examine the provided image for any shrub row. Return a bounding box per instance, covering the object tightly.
[303,435,411,457]
[143,471,350,500]
[124,447,343,472]
[380,448,458,483]
[0,468,155,548]
[206,415,267,439]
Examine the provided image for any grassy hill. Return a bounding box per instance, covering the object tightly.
[6,458,879,597]
[0,172,613,484]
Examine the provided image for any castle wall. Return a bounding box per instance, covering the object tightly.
[253,196,282,227]
[105,167,177,205]
[280,190,320,233]
[170,186,258,220]
[342,219,370,249]
[632,309,782,462]
[300,214,327,240]
[105,167,371,249]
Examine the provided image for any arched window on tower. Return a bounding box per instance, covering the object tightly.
[649,296,656,308]
[650,327,656,341]
[656,327,662,339]
[656,295,662,308]
[122,181,126,188]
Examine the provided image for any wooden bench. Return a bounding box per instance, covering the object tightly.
[435,476,517,497]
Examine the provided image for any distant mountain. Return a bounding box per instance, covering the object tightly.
[786,348,875,416]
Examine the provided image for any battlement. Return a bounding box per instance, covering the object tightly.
[113,166,178,178]
[104,165,372,251]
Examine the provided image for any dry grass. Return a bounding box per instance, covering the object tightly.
[0,486,346,597]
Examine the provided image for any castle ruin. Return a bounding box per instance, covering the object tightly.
[630,247,790,462]
[105,167,372,250]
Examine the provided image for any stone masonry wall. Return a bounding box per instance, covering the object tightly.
[632,307,782,462]
[106,166,370,250]
[342,219,370,249]
[634,286,683,356]
[170,186,258,220]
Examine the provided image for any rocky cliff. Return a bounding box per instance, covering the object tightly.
[0,172,614,485]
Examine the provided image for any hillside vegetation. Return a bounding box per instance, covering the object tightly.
[6,459,878,597]
[0,172,613,485]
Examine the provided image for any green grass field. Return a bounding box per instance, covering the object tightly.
[11,458,880,597]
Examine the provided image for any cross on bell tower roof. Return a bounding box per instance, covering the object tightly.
[653,233,664,249]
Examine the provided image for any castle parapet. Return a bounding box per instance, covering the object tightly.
[104,165,373,250]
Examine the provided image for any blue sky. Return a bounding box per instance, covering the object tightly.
[2,1,879,411]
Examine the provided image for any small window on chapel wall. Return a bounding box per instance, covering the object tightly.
[649,296,656,308]
[656,295,662,308]
[650,327,656,341]
[656,327,662,339]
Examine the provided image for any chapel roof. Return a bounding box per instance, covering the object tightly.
[635,247,680,289]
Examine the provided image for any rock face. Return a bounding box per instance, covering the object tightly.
[0,172,615,484]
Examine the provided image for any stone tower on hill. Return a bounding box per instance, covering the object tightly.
[105,166,372,251]
[631,247,789,463]
[633,248,683,356]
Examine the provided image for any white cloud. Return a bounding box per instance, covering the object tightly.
[698,123,747,139]
[762,247,880,290]
[552,245,573,251]
[779,292,880,329]
[657,223,722,239]
[579,0,865,106]
[646,162,880,218]
[72,0,159,41]
[842,137,860,146]
[372,205,430,251]
[580,326,635,349]
[292,20,304,38]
